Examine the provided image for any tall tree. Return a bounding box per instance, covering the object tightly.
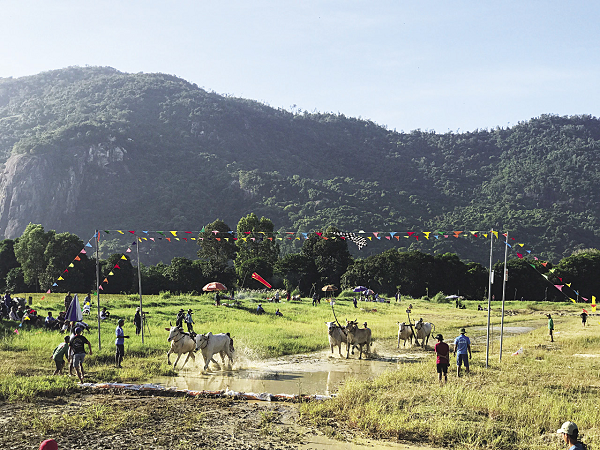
[197,219,237,266]
[0,239,20,292]
[14,224,55,291]
[42,232,95,293]
[301,226,351,292]
[235,213,279,288]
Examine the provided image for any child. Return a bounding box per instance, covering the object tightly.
[51,336,70,375]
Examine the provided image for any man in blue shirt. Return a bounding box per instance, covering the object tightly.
[115,319,129,368]
[453,328,472,377]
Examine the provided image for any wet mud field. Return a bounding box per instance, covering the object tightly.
[1,325,538,450]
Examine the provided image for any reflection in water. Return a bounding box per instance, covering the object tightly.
[154,353,407,396]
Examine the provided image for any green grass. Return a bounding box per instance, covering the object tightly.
[2,292,599,448]
[300,312,600,449]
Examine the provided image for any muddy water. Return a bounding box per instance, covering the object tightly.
[155,347,427,396]
[155,325,537,396]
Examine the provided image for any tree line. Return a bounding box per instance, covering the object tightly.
[2,218,599,303]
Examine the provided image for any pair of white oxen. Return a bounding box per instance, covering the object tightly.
[166,325,234,371]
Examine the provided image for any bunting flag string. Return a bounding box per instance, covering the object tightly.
[46,233,98,293]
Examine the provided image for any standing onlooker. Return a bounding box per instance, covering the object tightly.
[353,297,358,308]
[580,310,588,327]
[395,290,401,302]
[3,292,12,314]
[115,319,129,368]
[556,421,585,450]
[453,328,472,377]
[134,307,142,335]
[215,292,221,307]
[175,309,185,328]
[312,293,318,306]
[547,314,554,342]
[434,334,450,384]
[51,336,70,375]
[184,309,194,333]
[63,292,73,312]
[69,327,92,382]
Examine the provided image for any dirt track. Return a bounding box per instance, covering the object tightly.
[1,392,311,450]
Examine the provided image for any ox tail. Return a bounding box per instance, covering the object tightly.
[431,323,435,333]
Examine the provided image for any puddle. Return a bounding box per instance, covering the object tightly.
[154,325,539,396]
[298,434,439,450]
[155,348,426,396]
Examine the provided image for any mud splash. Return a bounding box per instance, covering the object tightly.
[155,346,427,396]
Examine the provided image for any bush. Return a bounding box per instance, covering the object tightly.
[432,292,450,303]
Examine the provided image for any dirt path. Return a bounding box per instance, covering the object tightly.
[0,392,438,450]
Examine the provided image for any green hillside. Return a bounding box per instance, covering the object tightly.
[0,66,599,264]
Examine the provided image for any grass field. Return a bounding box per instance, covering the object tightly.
[1,291,599,448]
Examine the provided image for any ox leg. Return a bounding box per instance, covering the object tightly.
[180,351,195,370]
[358,344,363,360]
[167,349,172,365]
[173,353,182,368]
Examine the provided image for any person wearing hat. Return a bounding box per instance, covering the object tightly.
[134,307,142,335]
[115,318,130,368]
[176,308,185,328]
[453,328,471,377]
[434,334,450,384]
[68,327,92,382]
[547,314,554,342]
[184,309,195,333]
[557,421,585,449]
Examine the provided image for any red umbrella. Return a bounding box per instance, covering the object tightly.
[202,282,228,292]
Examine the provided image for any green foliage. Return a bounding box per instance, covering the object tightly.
[14,224,54,290]
[2,69,600,268]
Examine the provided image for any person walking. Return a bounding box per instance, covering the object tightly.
[175,309,185,328]
[133,307,142,335]
[184,309,194,333]
[115,319,129,368]
[434,334,450,384]
[69,327,92,382]
[51,335,70,375]
[547,314,554,342]
[556,421,585,449]
[580,310,588,327]
[453,328,472,377]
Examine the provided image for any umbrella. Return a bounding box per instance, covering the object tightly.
[353,286,368,292]
[445,295,459,299]
[65,293,83,322]
[321,285,338,292]
[203,282,228,292]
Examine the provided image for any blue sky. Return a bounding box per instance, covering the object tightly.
[1,1,598,132]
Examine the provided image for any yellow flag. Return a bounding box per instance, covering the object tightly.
[592,296,596,313]
[492,231,498,239]
[423,232,430,240]
[58,276,64,281]
[69,263,74,268]
[121,255,127,260]
[109,271,114,276]
[570,298,576,303]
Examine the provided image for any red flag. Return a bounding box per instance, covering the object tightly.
[582,308,588,313]
[251,272,272,288]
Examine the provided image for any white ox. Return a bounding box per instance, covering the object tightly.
[326,321,351,356]
[397,322,413,348]
[345,320,371,359]
[165,326,196,369]
[414,321,435,348]
[195,332,235,371]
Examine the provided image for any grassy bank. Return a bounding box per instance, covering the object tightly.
[300,310,600,449]
[1,291,598,448]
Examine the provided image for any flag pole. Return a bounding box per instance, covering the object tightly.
[499,232,509,362]
[95,230,101,350]
[485,229,493,368]
[134,236,144,344]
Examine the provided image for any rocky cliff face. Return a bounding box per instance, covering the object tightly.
[0,144,129,239]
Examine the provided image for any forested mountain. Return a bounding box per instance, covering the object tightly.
[0,66,599,265]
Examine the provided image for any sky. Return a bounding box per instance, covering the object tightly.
[1,1,598,133]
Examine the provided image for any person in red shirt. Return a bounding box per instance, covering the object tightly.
[434,334,450,384]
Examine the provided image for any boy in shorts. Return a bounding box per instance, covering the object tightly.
[51,335,70,375]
